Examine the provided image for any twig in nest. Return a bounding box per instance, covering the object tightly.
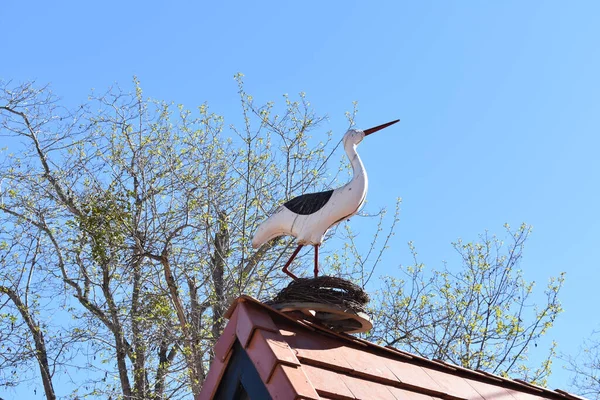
[267,276,369,313]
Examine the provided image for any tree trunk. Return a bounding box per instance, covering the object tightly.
[1,287,56,400]
[211,212,230,342]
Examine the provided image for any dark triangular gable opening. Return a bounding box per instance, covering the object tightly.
[214,341,272,400]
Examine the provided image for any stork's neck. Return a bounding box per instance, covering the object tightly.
[344,140,366,184]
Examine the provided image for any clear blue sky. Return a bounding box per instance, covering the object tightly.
[2,0,599,394]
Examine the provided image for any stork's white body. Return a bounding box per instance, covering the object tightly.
[252,129,368,248]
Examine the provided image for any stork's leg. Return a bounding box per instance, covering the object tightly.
[314,245,320,278]
[282,245,303,280]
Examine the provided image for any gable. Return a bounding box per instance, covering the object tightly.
[214,341,271,400]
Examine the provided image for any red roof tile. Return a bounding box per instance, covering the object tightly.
[302,364,356,400]
[234,301,279,347]
[466,381,518,400]
[246,328,301,382]
[386,387,438,400]
[384,360,444,394]
[268,364,320,399]
[199,296,582,400]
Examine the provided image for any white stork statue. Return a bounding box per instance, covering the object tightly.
[251,119,400,280]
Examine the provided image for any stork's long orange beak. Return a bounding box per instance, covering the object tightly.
[363,119,400,136]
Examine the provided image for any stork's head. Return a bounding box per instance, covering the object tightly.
[343,119,400,146]
[342,128,366,146]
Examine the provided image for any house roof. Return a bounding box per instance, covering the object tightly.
[199,295,583,400]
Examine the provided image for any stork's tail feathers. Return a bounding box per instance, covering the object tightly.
[251,235,264,249]
[251,206,292,249]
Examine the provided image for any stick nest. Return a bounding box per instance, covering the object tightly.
[268,276,370,313]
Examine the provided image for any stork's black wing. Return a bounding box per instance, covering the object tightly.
[283,190,334,215]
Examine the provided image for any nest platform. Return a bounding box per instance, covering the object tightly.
[267,276,372,334]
